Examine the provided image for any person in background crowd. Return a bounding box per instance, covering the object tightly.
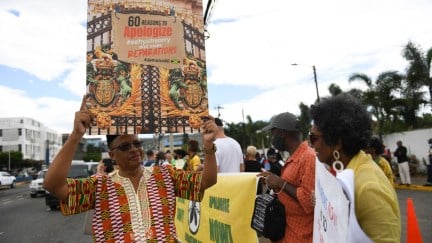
[394,140,411,186]
[43,97,219,242]
[173,149,188,170]
[187,139,201,171]
[244,146,262,172]
[156,151,168,166]
[260,151,271,171]
[99,158,115,174]
[310,93,400,242]
[258,112,316,243]
[424,139,432,186]
[265,148,282,176]
[165,150,176,166]
[365,137,394,186]
[143,149,156,167]
[214,118,245,172]
[382,145,392,162]
[255,152,261,162]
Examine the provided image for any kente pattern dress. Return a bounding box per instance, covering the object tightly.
[60,165,203,242]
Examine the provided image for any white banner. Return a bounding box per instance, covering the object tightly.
[313,161,349,242]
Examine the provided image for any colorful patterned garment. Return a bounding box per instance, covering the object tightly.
[60,165,203,242]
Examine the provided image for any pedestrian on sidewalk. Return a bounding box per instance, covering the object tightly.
[424,139,432,186]
[394,140,411,186]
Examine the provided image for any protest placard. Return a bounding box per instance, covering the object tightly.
[85,0,208,135]
[313,161,349,242]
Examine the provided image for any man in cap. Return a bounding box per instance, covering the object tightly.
[214,118,244,172]
[258,112,316,243]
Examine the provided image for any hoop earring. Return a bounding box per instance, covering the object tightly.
[332,150,344,173]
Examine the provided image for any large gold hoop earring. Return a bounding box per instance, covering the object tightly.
[332,150,344,173]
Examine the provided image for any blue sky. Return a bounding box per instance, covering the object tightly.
[1,0,432,133]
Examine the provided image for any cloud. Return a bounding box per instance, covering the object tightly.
[204,0,432,122]
[0,0,86,83]
[0,0,432,135]
[0,85,79,133]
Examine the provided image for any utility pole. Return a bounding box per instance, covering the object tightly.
[215,105,223,118]
[312,65,320,102]
[291,63,320,102]
[8,150,11,172]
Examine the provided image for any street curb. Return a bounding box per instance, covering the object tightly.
[394,184,432,192]
[17,181,30,186]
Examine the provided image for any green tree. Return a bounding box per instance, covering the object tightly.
[402,41,432,108]
[0,151,23,171]
[328,83,342,96]
[349,71,404,137]
[83,144,102,162]
[181,133,189,151]
[224,117,270,151]
[298,102,312,139]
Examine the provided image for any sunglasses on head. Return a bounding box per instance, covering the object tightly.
[308,132,322,145]
[111,141,142,152]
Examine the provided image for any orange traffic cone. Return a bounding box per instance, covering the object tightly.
[407,198,423,243]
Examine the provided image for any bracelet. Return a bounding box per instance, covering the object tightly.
[275,180,287,195]
[202,143,217,155]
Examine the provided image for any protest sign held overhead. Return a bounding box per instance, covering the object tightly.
[85,0,208,135]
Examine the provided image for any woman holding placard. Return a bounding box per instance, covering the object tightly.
[309,93,401,242]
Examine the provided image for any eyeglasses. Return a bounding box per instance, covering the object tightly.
[111,141,142,152]
[308,132,322,145]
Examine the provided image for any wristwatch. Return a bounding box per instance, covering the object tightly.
[203,143,217,155]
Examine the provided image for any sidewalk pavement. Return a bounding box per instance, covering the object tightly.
[394,175,432,192]
[16,180,30,186]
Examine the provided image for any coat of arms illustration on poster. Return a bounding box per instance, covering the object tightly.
[85,0,208,135]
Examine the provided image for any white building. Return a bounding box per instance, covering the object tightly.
[0,117,62,162]
[382,128,432,173]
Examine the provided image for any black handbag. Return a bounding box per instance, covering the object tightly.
[251,191,286,241]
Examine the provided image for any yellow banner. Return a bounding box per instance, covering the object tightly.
[175,173,259,243]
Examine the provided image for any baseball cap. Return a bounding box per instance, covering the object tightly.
[214,118,223,127]
[262,112,299,131]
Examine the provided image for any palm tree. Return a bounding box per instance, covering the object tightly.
[402,41,432,108]
[349,71,404,137]
[328,83,342,96]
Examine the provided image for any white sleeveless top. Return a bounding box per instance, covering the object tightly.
[336,169,373,243]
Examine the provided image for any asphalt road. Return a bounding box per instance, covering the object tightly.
[0,184,92,243]
[397,188,432,243]
[1,181,431,243]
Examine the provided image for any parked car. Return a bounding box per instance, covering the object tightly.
[29,169,48,198]
[0,171,17,188]
[45,161,90,210]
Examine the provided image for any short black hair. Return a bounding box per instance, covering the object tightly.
[146,149,154,157]
[174,149,187,158]
[368,137,384,154]
[102,158,115,173]
[188,139,199,152]
[106,135,120,149]
[310,93,372,157]
[214,118,223,126]
[267,148,276,157]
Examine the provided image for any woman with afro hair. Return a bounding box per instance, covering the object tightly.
[309,93,400,242]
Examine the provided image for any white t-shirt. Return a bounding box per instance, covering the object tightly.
[214,137,244,172]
